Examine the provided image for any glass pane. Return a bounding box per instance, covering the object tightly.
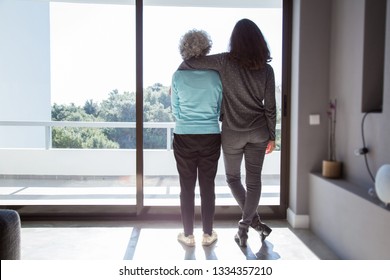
[0,1,137,208]
[143,0,282,206]
[50,2,137,206]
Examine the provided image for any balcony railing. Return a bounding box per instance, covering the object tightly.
[0,120,281,177]
[0,120,175,150]
[0,120,281,206]
[0,120,281,151]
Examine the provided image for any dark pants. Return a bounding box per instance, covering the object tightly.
[173,133,221,235]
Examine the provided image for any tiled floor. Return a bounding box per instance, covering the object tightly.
[20,219,339,260]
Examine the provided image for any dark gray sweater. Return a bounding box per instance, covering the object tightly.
[179,53,276,140]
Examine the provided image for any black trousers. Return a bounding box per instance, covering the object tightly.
[173,133,221,235]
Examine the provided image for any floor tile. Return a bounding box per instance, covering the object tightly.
[19,220,339,260]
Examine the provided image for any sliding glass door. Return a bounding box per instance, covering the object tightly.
[1,0,289,218]
[142,0,287,218]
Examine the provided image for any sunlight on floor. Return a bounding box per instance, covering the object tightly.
[21,223,330,260]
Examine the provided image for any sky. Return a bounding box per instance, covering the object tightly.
[50,2,282,105]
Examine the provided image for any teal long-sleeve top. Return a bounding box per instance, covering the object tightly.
[171,70,222,134]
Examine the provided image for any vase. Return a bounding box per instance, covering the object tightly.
[322,160,342,179]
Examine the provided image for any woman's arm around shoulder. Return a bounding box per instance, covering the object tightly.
[178,53,227,71]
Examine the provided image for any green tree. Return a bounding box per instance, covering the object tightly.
[51,102,118,149]
[143,85,173,149]
[83,99,99,117]
[52,127,119,149]
[51,85,175,149]
[99,89,137,148]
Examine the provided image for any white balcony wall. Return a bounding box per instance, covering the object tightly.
[0,0,51,148]
[0,149,280,176]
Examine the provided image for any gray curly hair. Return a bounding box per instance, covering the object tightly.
[179,29,212,60]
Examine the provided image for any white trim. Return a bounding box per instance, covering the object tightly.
[287,208,310,229]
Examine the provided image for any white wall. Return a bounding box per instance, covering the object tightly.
[310,174,390,259]
[0,0,51,148]
[330,0,390,188]
[289,0,331,217]
[297,0,390,259]
[0,149,280,176]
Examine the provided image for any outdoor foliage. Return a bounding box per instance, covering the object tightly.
[52,83,281,150]
[51,84,173,149]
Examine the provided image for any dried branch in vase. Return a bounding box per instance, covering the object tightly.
[327,99,337,161]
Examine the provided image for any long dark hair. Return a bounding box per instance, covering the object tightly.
[228,18,272,70]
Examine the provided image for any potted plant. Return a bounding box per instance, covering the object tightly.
[322,98,342,178]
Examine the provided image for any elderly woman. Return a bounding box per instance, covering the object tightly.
[171,30,222,247]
